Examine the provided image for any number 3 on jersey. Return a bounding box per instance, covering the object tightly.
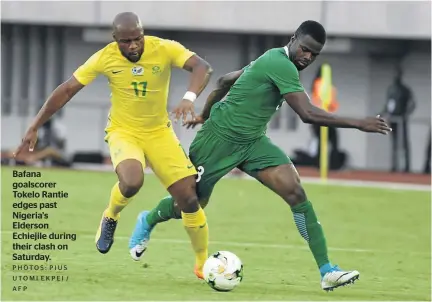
[196,166,205,183]
[131,81,147,97]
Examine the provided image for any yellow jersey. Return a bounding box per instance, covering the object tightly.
[73,36,195,133]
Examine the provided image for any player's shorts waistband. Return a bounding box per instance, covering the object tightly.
[105,121,173,136]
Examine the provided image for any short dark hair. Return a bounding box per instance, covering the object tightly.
[295,20,326,44]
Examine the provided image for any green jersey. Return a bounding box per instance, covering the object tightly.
[208,47,304,143]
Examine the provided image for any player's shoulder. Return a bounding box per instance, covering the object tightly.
[271,48,299,74]
[145,35,172,48]
[142,36,176,56]
[95,42,118,57]
[80,42,129,74]
[85,42,119,66]
[256,47,297,70]
[145,35,164,45]
[268,48,295,64]
[149,35,188,50]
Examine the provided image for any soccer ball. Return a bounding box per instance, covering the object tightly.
[203,251,244,292]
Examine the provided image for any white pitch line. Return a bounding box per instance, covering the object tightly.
[71,164,431,192]
[2,231,429,256]
[301,177,431,192]
[232,174,431,192]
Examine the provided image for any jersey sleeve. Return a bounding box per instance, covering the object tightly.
[73,49,104,85]
[266,53,304,95]
[164,39,195,68]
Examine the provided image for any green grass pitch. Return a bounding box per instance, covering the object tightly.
[1,166,430,301]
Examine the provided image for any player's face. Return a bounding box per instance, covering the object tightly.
[289,35,323,71]
[114,27,144,63]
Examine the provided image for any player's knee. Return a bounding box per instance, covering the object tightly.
[176,188,200,213]
[116,159,144,198]
[168,175,199,213]
[178,195,200,213]
[284,183,307,207]
[119,177,143,198]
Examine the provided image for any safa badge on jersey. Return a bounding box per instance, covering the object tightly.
[131,66,144,76]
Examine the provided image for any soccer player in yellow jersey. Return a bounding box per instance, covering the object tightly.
[14,12,213,277]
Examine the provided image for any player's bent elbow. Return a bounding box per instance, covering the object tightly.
[216,75,234,89]
[205,63,214,74]
[216,77,228,89]
[197,58,213,74]
[217,70,243,88]
[299,112,314,124]
[301,116,313,124]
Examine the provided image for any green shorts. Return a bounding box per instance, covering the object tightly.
[189,123,292,202]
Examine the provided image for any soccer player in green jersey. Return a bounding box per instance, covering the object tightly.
[128,20,391,291]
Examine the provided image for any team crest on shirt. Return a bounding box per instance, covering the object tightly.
[152,66,161,74]
[131,66,144,76]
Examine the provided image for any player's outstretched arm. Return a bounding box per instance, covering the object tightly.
[14,77,84,157]
[284,91,392,134]
[201,70,244,120]
[172,55,213,123]
[184,69,243,129]
[183,55,213,99]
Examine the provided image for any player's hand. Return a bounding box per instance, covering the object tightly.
[358,115,392,135]
[14,128,38,158]
[172,99,196,124]
[184,115,205,129]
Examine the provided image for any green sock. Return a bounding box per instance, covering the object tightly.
[291,200,329,268]
[146,196,180,227]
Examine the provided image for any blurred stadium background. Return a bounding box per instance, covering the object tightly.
[1,1,431,180]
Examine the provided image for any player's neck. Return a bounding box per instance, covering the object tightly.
[283,45,291,61]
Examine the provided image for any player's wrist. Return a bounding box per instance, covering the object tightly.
[183,91,197,103]
[353,118,364,129]
[28,124,39,132]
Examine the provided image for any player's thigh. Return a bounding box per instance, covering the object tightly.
[105,130,146,174]
[143,128,197,189]
[105,131,145,193]
[239,136,305,203]
[240,136,292,179]
[189,126,245,202]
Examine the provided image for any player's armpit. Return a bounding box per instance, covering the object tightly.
[283,91,361,129]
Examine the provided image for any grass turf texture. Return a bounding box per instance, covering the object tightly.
[1,166,430,301]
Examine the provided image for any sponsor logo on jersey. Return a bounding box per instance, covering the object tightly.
[132,66,144,76]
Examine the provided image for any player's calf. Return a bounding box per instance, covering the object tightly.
[128,196,210,261]
[128,196,180,261]
[256,164,334,280]
[98,160,144,254]
[169,176,209,274]
[129,210,154,260]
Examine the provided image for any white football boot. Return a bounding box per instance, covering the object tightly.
[321,266,360,291]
